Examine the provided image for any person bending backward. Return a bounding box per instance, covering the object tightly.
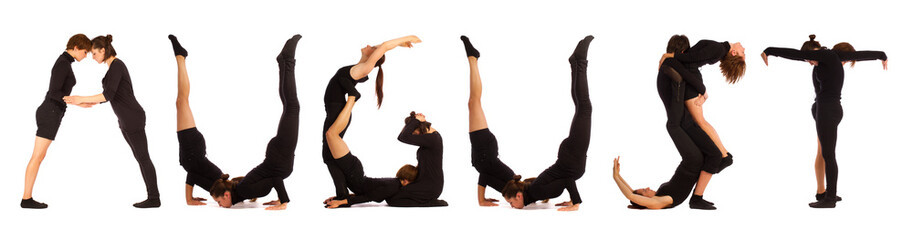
[165,35,230,206]
[499,35,594,212]
[384,111,447,207]
[459,35,552,207]
[655,36,744,209]
[761,35,887,208]
[20,34,92,209]
[323,96,406,208]
[322,35,422,203]
[207,35,302,210]
[63,35,161,208]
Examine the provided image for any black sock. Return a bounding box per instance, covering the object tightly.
[133,197,161,208]
[21,198,48,209]
[689,194,716,210]
[809,198,837,208]
[278,34,302,60]
[570,35,595,62]
[460,35,480,58]
[168,35,188,57]
[815,192,842,202]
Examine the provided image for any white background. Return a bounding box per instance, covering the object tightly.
[1,0,909,239]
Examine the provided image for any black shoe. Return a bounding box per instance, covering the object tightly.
[809,198,837,208]
[689,195,716,210]
[21,198,48,209]
[133,197,161,208]
[815,192,842,202]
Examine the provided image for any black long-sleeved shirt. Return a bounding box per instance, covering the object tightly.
[655,170,698,208]
[348,177,402,205]
[763,47,887,102]
[478,164,514,193]
[44,52,77,106]
[101,59,146,130]
[386,119,445,207]
[672,40,731,95]
[324,65,368,104]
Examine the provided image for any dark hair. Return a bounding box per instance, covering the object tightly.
[628,190,647,209]
[375,55,386,108]
[91,35,117,60]
[719,54,746,84]
[67,34,92,51]
[801,34,822,51]
[209,174,244,198]
[501,175,529,199]
[396,164,417,182]
[666,34,690,53]
[404,111,432,134]
[833,42,856,67]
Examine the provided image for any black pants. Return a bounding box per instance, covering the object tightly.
[813,101,842,198]
[470,129,515,192]
[259,55,299,178]
[119,128,159,198]
[323,102,352,200]
[550,57,591,180]
[658,61,723,175]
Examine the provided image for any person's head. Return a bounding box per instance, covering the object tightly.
[801,34,822,51]
[66,34,92,61]
[720,42,746,84]
[628,187,657,209]
[209,174,243,208]
[666,34,690,53]
[833,42,857,67]
[501,175,529,209]
[404,111,432,134]
[90,34,116,64]
[396,164,417,186]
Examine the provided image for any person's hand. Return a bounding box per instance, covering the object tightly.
[326,200,347,209]
[399,35,422,47]
[479,198,499,207]
[265,202,287,210]
[658,53,674,70]
[323,196,336,205]
[263,200,280,206]
[187,197,207,206]
[415,113,426,122]
[695,93,707,106]
[613,156,621,176]
[63,96,85,105]
[557,203,580,211]
[883,60,888,70]
[555,201,572,207]
[77,102,98,108]
[760,52,769,66]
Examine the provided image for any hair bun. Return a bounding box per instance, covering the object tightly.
[105,34,113,43]
[808,34,816,41]
[220,174,230,181]
[512,175,522,181]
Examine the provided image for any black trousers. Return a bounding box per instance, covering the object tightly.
[119,128,159,198]
[259,56,299,178]
[658,61,724,176]
[812,101,842,198]
[550,57,592,180]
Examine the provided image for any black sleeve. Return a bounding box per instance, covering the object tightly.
[46,60,71,103]
[102,61,126,102]
[566,180,581,204]
[674,40,723,64]
[763,47,824,62]
[185,172,214,190]
[663,59,706,94]
[336,71,361,101]
[273,178,290,203]
[397,119,433,147]
[837,51,887,62]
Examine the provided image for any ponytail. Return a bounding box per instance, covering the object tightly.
[375,55,386,108]
[91,34,117,60]
[501,175,529,199]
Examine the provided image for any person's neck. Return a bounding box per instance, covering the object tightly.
[65,49,77,59]
[105,57,117,66]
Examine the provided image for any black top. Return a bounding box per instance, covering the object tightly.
[45,52,77,107]
[763,47,887,102]
[324,65,368,104]
[231,165,290,205]
[673,40,731,96]
[386,119,445,206]
[101,59,146,130]
[348,177,402,205]
[523,169,582,206]
[655,170,697,208]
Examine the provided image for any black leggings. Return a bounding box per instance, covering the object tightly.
[551,57,591,179]
[259,55,299,178]
[658,61,723,175]
[120,128,159,198]
[813,101,842,198]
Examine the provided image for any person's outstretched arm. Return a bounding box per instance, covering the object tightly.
[662,58,706,95]
[761,47,825,65]
[349,35,422,79]
[837,50,888,70]
[613,157,669,209]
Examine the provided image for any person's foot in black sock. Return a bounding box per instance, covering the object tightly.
[719,152,734,172]
[21,198,48,209]
[133,197,161,208]
[689,194,716,210]
[168,35,188,57]
[815,192,842,202]
[570,35,595,62]
[278,34,302,61]
[809,198,837,208]
[460,35,480,59]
